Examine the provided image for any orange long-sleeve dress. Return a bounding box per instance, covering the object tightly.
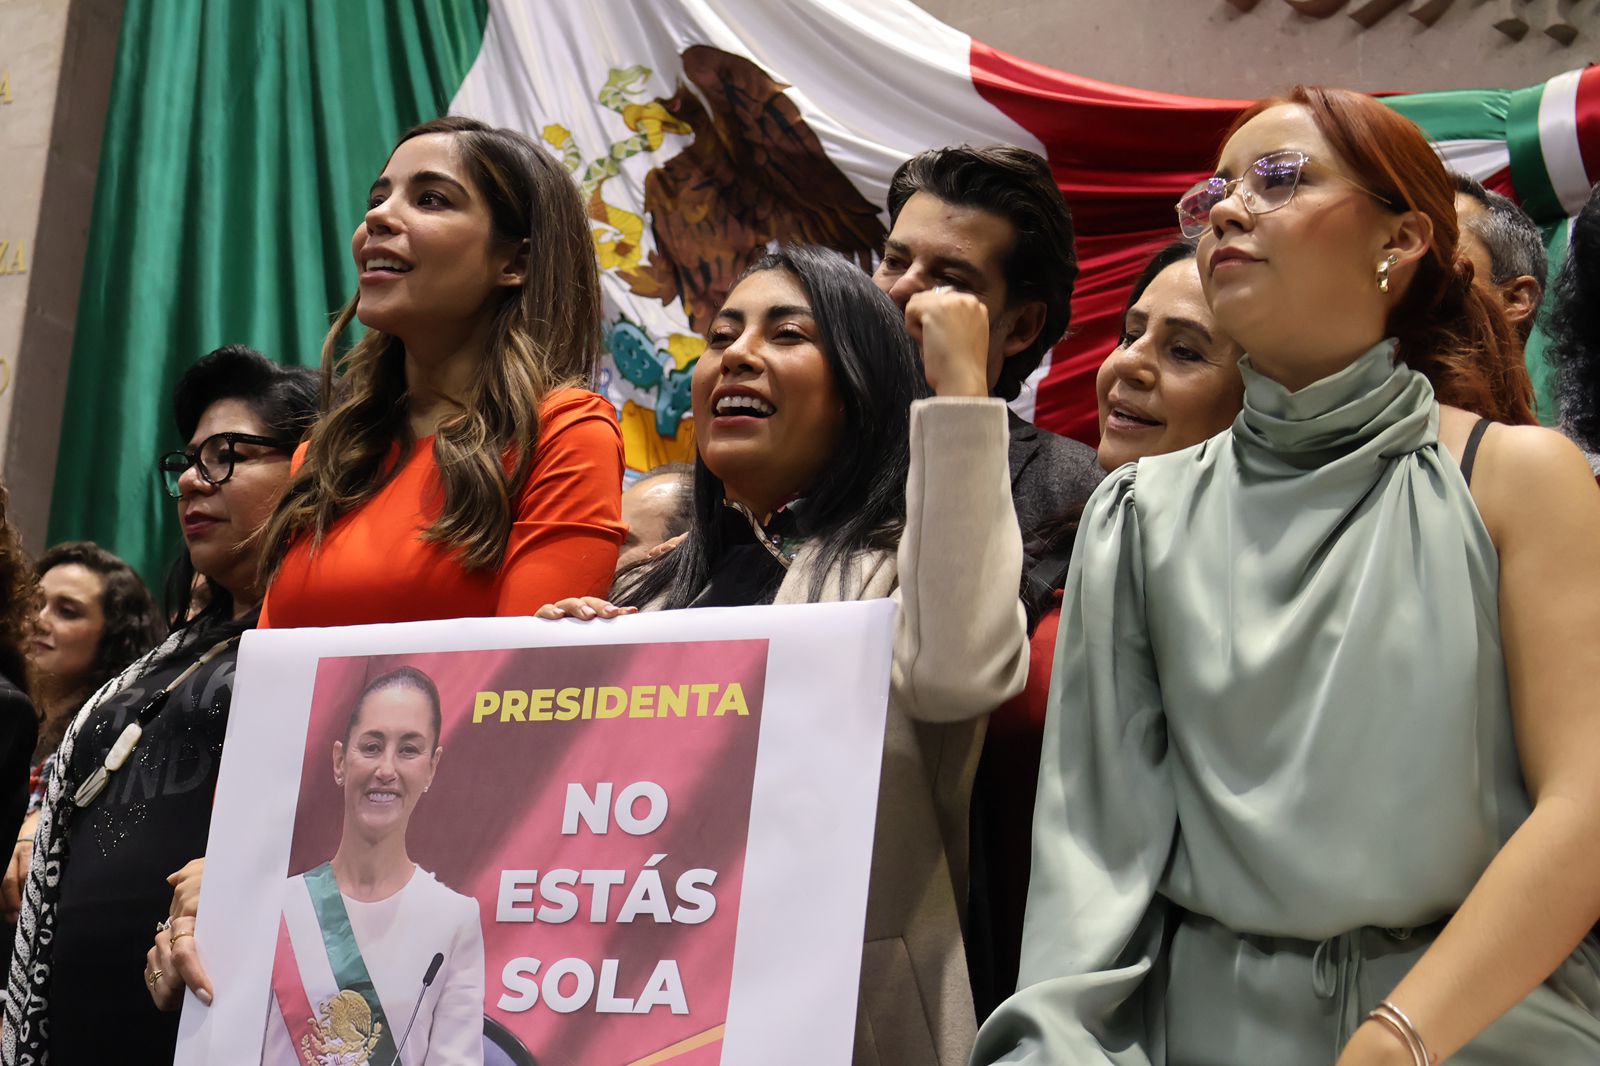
[261,388,625,628]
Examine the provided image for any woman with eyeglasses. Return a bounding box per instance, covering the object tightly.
[3,346,318,1066]
[974,86,1600,1066]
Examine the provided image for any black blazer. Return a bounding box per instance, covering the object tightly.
[1007,411,1105,624]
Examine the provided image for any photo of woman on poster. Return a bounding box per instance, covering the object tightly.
[264,667,485,1066]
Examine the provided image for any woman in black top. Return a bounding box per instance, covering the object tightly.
[0,484,37,878]
[22,545,162,801]
[4,542,164,928]
[3,345,317,1066]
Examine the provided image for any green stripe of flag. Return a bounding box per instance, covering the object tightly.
[47,0,489,589]
[1386,87,1510,144]
[1507,82,1563,222]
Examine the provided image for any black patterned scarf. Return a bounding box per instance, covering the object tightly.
[2,627,197,1065]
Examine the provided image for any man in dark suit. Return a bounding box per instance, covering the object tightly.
[872,145,1104,611]
[872,145,1105,1023]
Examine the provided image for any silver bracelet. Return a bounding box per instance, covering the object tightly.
[1368,1000,1433,1065]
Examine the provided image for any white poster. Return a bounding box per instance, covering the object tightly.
[175,601,894,1066]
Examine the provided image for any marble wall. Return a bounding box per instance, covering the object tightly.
[0,0,123,548]
[915,0,1590,99]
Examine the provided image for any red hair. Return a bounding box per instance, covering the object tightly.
[1224,86,1535,425]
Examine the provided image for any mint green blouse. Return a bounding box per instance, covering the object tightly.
[973,342,1600,1065]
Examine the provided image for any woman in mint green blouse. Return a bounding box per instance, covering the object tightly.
[974,87,1600,1066]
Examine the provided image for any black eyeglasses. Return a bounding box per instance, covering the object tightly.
[158,432,295,498]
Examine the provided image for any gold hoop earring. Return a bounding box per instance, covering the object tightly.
[1377,253,1400,294]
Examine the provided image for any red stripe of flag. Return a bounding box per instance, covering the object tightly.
[1575,65,1600,192]
[1481,165,1516,200]
[970,40,1247,443]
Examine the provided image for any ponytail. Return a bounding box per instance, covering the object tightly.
[1393,255,1535,426]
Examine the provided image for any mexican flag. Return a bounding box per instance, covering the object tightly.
[51,0,1600,587]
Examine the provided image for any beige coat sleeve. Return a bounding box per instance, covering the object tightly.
[892,396,1029,723]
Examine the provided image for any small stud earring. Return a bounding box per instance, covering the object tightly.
[1377,253,1400,294]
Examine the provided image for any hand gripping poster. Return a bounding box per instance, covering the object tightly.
[175,601,894,1066]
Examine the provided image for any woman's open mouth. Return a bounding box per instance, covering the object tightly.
[358,255,414,284]
[1106,406,1162,432]
[713,395,776,418]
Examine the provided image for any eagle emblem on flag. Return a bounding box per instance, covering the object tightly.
[543,45,887,473]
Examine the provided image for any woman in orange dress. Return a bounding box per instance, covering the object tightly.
[259,116,625,627]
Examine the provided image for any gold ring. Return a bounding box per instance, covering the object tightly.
[146,968,165,987]
[169,929,194,949]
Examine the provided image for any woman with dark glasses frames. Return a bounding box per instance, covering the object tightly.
[4,346,318,1066]
[976,87,1600,1066]
[159,435,294,615]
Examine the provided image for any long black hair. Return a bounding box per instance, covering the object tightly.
[617,246,930,608]
[1125,239,1198,317]
[164,345,319,628]
[1549,184,1600,453]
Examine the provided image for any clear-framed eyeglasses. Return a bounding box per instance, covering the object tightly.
[158,432,295,499]
[1175,150,1389,239]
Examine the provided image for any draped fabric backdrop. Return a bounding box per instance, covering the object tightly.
[48,0,1600,586]
[46,0,489,589]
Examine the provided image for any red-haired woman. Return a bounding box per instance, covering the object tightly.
[975,87,1600,1065]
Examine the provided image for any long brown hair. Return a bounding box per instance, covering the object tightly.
[0,484,34,694]
[32,542,165,758]
[1226,87,1535,425]
[260,116,603,576]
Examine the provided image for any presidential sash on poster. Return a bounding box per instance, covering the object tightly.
[271,864,399,1066]
[178,606,893,1065]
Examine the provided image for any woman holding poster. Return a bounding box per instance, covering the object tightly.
[6,348,316,1066]
[263,667,484,1066]
[540,245,1031,1066]
[150,115,621,1038]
